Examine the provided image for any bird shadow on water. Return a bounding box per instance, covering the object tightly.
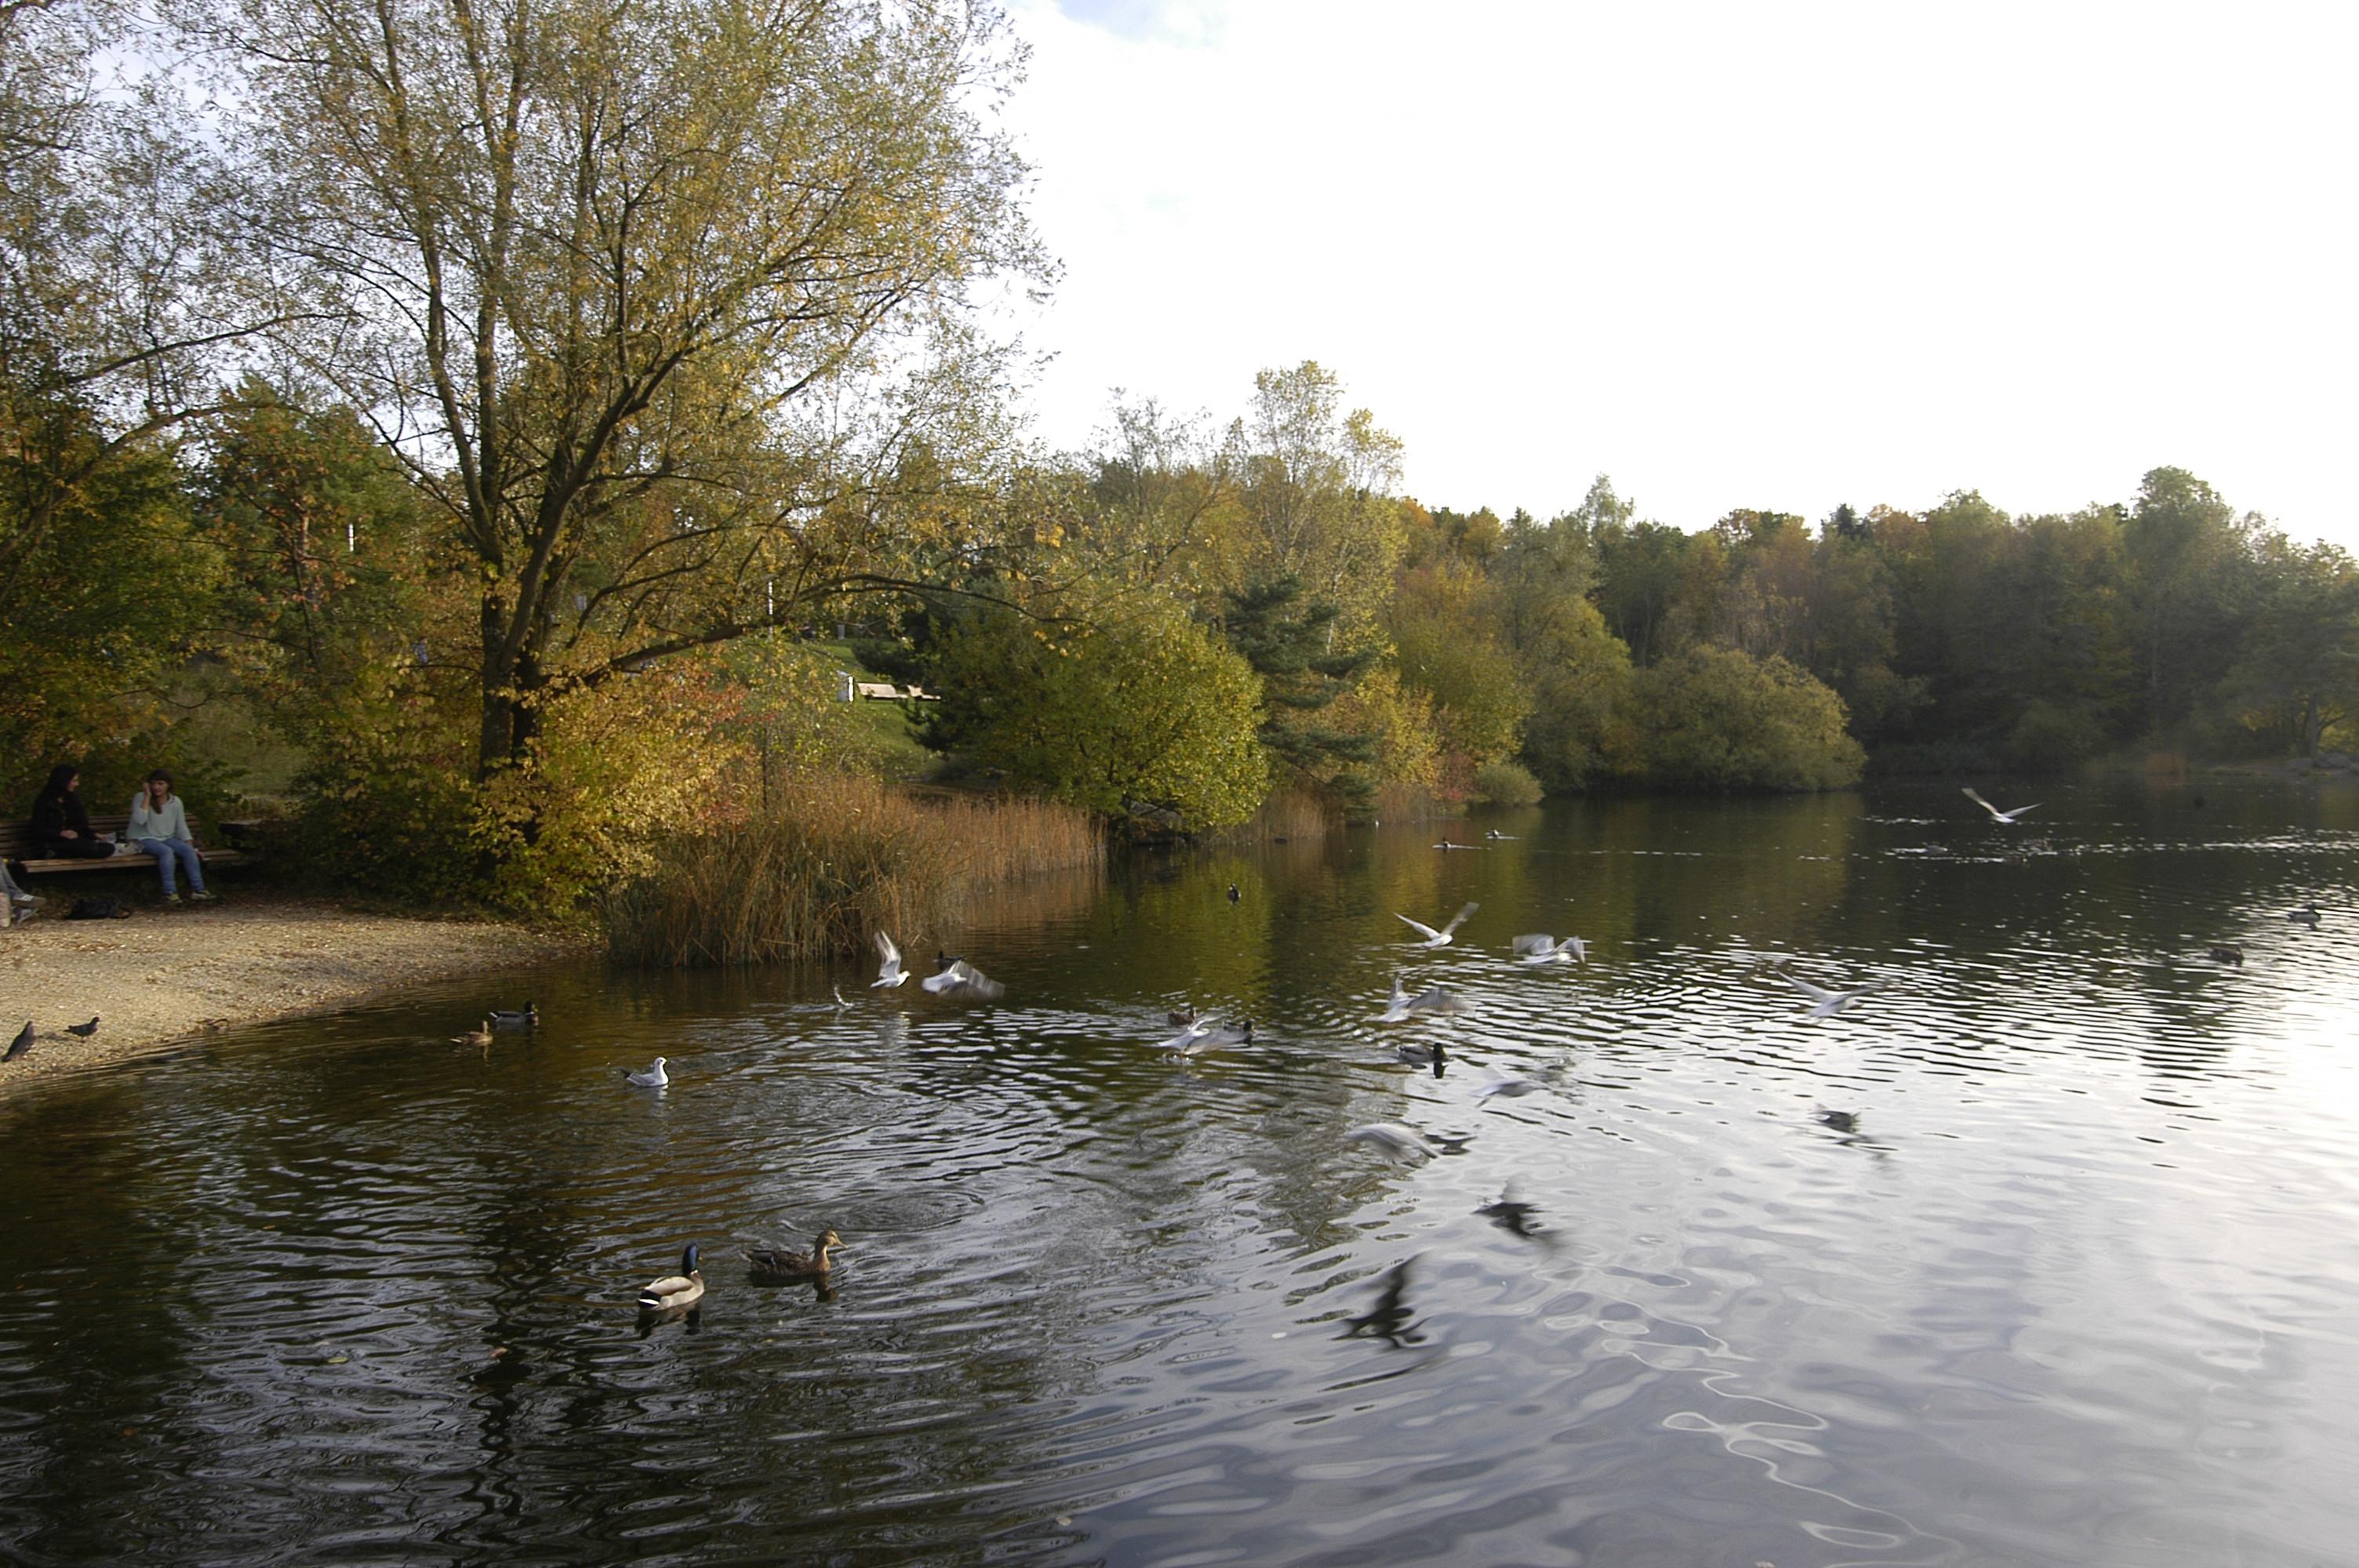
[1339,1257,1427,1348]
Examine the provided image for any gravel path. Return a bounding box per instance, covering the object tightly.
[0,897,594,1087]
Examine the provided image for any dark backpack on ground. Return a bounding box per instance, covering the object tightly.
[66,897,127,920]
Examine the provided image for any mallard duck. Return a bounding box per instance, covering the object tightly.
[1398,902,1478,948]
[450,1019,494,1047]
[747,1229,841,1282]
[1165,1003,1198,1028]
[1394,1037,1446,1068]
[621,1056,669,1087]
[489,1002,538,1030]
[638,1243,704,1311]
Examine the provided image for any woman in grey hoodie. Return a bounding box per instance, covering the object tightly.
[126,771,216,905]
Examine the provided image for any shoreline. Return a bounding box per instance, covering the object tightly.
[0,896,598,1089]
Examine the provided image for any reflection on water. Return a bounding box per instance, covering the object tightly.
[5,778,2359,1566]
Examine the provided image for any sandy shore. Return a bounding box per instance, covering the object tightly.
[0,897,597,1086]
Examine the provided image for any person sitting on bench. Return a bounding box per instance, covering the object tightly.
[27,765,118,859]
[126,769,216,905]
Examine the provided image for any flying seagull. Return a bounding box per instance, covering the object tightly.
[1398,902,1479,949]
[1962,786,2042,825]
[923,956,1005,1000]
[1511,933,1586,967]
[872,931,909,988]
[1344,1123,1474,1162]
[1773,962,1885,1019]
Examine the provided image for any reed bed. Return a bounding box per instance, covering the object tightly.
[604,772,1104,967]
[1212,786,1334,844]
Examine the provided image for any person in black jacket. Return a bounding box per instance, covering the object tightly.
[27,765,117,859]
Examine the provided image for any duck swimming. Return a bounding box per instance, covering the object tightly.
[488,1002,538,1030]
[747,1229,842,1282]
[638,1243,705,1311]
[450,1019,494,1047]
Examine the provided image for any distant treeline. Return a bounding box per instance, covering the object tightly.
[5,0,2348,918]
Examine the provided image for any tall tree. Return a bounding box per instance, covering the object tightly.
[1230,361,1405,644]
[184,0,1044,790]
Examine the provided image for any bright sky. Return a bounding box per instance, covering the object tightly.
[998,0,2357,544]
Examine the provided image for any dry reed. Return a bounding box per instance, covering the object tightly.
[1212,786,1333,843]
[605,772,1104,967]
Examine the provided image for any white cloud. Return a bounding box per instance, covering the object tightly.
[1001,0,2357,539]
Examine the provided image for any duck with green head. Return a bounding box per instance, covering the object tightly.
[638,1243,705,1312]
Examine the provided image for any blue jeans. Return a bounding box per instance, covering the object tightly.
[136,837,206,895]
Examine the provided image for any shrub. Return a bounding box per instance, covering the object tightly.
[1632,646,1864,791]
[1474,758,1543,805]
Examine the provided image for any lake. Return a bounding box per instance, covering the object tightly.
[3,779,2357,1566]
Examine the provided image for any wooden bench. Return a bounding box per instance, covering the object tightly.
[2,813,251,877]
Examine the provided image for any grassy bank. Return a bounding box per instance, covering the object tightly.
[604,773,1104,967]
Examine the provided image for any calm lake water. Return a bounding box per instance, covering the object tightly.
[4,780,2358,1566]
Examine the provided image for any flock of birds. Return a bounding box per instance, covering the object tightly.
[5,1014,100,1062]
[10,785,2333,1319]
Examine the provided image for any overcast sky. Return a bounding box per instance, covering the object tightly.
[994,0,2357,545]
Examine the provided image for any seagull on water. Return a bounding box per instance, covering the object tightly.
[1398,902,1479,948]
[1512,933,1586,967]
[1773,962,1885,1019]
[622,1056,670,1087]
[2288,903,2322,926]
[872,931,909,988]
[1433,840,1477,851]
[1962,786,2042,825]
[1484,829,1516,840]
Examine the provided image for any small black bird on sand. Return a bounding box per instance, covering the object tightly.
[66,1016,99,1037]
[6,1021,31,1061]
